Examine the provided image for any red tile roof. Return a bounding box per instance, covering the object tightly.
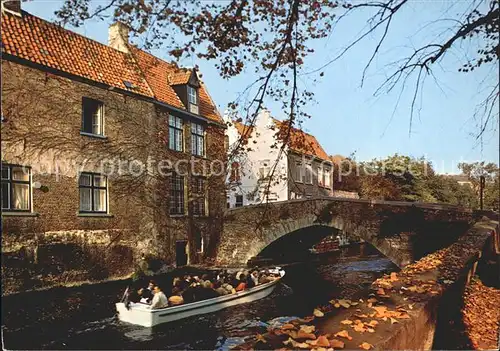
[233,118,329,161]
[129,46,222,123]
[1,11,153,97]
[1,11,223,124]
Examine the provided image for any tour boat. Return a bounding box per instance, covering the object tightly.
[116,269,285,327]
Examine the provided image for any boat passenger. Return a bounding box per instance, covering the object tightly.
[246,273,256,289]
[258,273,272,285]
[149,285,168,309]
[250,271,260,286]
[198,280,219,300]
[235,274,247,292]
[168,287,184,306]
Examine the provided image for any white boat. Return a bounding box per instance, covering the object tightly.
[116,270,285,327]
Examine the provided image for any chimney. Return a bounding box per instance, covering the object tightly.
[1,0,21,16]
[108,22,130,53]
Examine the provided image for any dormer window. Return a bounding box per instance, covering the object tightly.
[188,86,199,114]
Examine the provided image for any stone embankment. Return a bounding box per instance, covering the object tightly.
[238,216,499,350]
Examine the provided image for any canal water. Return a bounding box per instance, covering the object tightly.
[2,245,397,350]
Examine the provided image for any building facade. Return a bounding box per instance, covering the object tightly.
[1,3,225,292]
[225,110,334,208]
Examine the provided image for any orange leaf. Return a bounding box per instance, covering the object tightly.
[341,319,353,325]
[313,308,325,317]
[299,325,316,333]
[329,339,345,349]
[368,320,379,327]
[297,330,317,340]
[353,323,365,333]
[390,317,398,324]
[334,330,352,340]
[359,342,373,350]
[282,323,295,330]
[390,272,398,282]
[255,333,267,343]
[376,288,386,296]
[367,328,375,333]
[315,335,330,347]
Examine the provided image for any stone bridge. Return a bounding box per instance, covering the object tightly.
[215,197,480,267]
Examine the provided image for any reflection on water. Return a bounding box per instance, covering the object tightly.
[2,245,398,350]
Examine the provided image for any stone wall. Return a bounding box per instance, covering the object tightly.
[216,197,474,267]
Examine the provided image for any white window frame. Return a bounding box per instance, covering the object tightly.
[188,86,198,105]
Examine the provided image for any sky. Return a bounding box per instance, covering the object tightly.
[22,0,499,174]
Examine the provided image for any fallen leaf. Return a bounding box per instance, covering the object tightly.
[297,330,317,340]
[408,304,414,310]
[300,325,316,333]
[282,323,296,330]
[302,316,315,323]
[334,330,352,340]
[359,342,372,350]
[334,303,341,308]
[340,320,353,325]
[367,328,375,333]
[338,299,351,308]
[355,314,368,318]
[390,317,398,324]
[353,323,365,333]
[315,335,331,347]
[329,339,345,349]
[283,337,310,349]
[313,309,325,317]
[350,302,359,306]
[390,272,398,281]
[368,320,379,327]
[376,288,386,296]
[255,334,267,343]
[398,313,410,319]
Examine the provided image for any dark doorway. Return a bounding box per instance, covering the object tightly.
[175,240,188,266]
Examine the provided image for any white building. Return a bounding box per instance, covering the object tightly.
[225,110,334,208]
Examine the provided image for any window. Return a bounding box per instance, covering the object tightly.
[305,163,313,184]
[295,161,304,182]
[318,167,324,186]
[191,177,206,216]
[188,86,199,114]
[82,98,104,136]
[235,195,243,207]
[324,168,331,188]
[170,174,185,215]
[230,162,241,183]
[188,86,198,105]
[169,115,184,152]
[259,160,271,180]
[191,123,205,157]
[1,164,31,211]
[79,173,107,213]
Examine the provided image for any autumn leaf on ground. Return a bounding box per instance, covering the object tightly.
[340,319,353,325]
[353,323,365,333]
[376,288,386,296]
[338,299,351,308]
[255,334,267,343]
[390,317,398,324]
[283,337,309,349]
[367,328,375,333]
[297,329,317,340]
[372,306,388,317]
[408,304,414,310]
[282,323,296,330]
[397,312,410,319]
[310,335,330,347]
[300,325,316,333]
[355,314,368,318]
[334,330,352,340]
[301,316,315,323]
[359,342,373,350]
[313,308,325,317]
[367,320,379,327]
[390,272,398,282]
[329,339,345,349]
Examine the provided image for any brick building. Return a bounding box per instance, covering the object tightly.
[1,3,226,291]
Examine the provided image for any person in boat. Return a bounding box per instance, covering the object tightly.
[149,285,168,309]
[235,274,247,292]
[168,287,184,306]
[258,273,272,285]
[197,280,219,300]
[250,270,260,286]
[245,272,256,289]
